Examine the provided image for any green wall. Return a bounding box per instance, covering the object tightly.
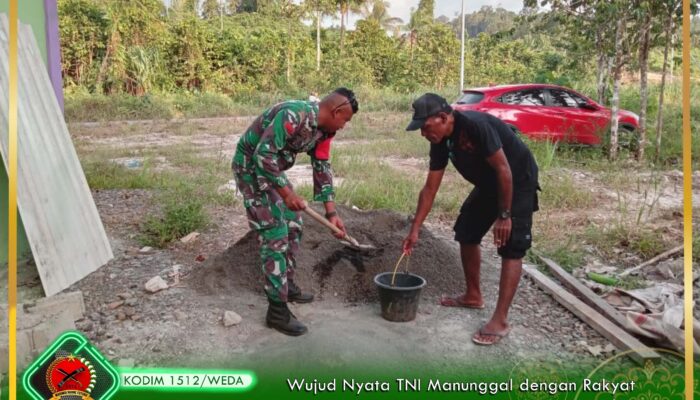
[0,1,48,263]
[0,162,31,262]
[0,0,48,63]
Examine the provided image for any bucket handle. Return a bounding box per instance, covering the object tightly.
[390,252,411,286]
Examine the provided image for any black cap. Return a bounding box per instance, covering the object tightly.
[406,93,452,131]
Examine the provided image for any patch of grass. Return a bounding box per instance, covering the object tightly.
[629,229,667,259]
[82,161,163,189]
[529,236,587,272]
[538,173,594,209]
[617,275,648,290]
[65,92,262,122]
[333,157,420,212]
[326,151,469,217]
[337,138,428,160]
[139,187,209,248]
[65,93,173,122]
[171,92,259,118]
[583,223,668,263]
[524,138,560,171]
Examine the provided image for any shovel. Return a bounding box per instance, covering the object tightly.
[303,207,377,252]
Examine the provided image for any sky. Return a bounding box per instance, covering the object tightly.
[386,0,524,23]
[164,1,527,27]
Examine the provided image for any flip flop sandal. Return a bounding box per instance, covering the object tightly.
[439,296,485,309]
[472,326,511,346]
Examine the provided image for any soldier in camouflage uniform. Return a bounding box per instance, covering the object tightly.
[232,88,358,336]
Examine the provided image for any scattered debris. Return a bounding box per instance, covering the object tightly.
[144,276,169,293]
[580,342,616,356]
[523,264,660,365]
[174,310,188,321]
[169,265,182,286]
[539,256,629,331]
[123,307,137,318]
[107,301,124,310]
[140,246,153,254]
[0,291,87,373]
[602,283,700,355]
[195,255,206,262]
[180,232,200,243]
[619,245,684,277]
[223,311,242,327]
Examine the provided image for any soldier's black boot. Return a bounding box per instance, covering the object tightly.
[288,280,314,303]
[266,300,308,336]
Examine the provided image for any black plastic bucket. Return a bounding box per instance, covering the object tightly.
[374,272,426,322]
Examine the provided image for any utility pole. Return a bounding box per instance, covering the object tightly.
[459,0,466,92]
[317,8,321,71]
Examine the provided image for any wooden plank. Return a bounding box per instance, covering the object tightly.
[538,256,630,331]
[0,15,113,296]
[523,264,660,365]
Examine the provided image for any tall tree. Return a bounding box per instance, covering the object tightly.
[226,0,242,14]
[336,0,367,55]
[95,0,168,94]
[403,0,435,62]
[655,0,682,161]
[58,0,109,87]
[306,0,336,71]
[607,0,642,160]
[257,0,306,82]
[360,0,403,34]
[173,0,199,15]
[409,0,434,29]
[634,0,653,161]
[202,0,222,19]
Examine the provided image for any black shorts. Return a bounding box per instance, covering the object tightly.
[454,187,539,259]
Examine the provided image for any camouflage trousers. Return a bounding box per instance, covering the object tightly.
[233,163,302,303]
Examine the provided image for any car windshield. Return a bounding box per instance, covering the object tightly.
[456,91,484,104]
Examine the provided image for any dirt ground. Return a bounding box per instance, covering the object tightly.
[8,114,697,375]
[41,189,617,373]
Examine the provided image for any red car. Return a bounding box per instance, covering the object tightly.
[452,84,639,145]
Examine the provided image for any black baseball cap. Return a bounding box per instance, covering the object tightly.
[406,93,453,131]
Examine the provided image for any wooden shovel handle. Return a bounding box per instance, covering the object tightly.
[303,207,360,246]
[303,207,344,235]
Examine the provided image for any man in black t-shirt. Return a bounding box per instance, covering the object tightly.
[402,93,539,346]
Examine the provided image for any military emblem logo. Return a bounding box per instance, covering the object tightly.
[23,331,120,400]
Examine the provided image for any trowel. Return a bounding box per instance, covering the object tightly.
[303,207,377,253]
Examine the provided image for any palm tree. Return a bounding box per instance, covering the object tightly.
[336,0,367,54]
[360,0,403,34]
[306,0,336,71]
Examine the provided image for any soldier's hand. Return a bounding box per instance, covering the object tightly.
[328,215,346,239]
[283,191,307,211]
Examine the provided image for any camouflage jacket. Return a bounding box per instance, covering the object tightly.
[232,100,335,202]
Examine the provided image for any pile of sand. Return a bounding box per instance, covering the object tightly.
[194,206,466,303]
